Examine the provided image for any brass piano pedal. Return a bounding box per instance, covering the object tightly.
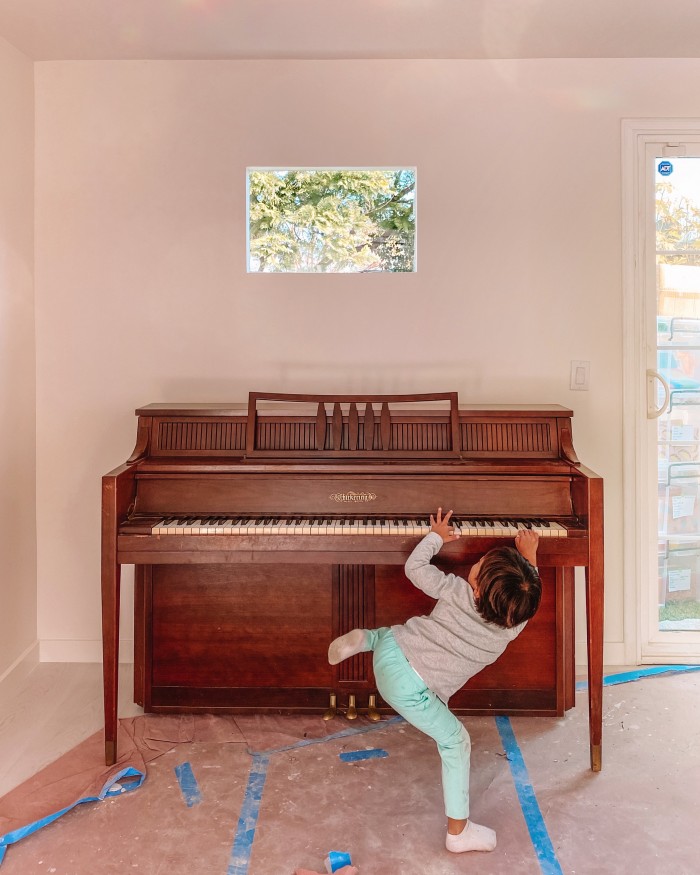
[323,693,337,721]
[367,693,381,723]
[346,694,358,720]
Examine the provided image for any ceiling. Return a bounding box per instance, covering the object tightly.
[0,0,699,61]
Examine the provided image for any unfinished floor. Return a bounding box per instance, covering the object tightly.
[0,665,698,874]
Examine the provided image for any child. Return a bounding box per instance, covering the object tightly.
[328,508,541,854]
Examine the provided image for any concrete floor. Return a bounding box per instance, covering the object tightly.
[0,669,698,874]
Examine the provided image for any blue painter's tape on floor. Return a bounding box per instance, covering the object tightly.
[227,754,270,875]
[226,718,404,873]
[0,767,144,867]
[254,714,405,756]
[174,762,202,807]
[339,748,389,763]
[495,716,563,875]
[576,664,700,691]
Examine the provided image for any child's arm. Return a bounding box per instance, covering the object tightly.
[404,508,461,599]
[515,529,539,567]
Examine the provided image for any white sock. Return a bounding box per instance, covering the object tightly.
[328,629,370,665]
[445,821,497,853]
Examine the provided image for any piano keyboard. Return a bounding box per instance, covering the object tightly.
[151,517,569,537]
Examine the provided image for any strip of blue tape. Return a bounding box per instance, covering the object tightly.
[251,714,404,756]
[495,716,563,875]
[174,761,202,807]
[227,754,269,875]
[0,767,144,867]
[228,717,403,875]
[339,748,389,763]
[576,664,700,691]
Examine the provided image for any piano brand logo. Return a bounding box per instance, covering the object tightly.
[329,490,377,503]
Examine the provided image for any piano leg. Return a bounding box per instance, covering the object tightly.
[586,562,604,772]
[102,471,131,766]
[585,477,605,772]
[102,464,136,765]
[101,558,120,766]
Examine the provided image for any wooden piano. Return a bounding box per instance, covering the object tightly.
[101,392,604,771]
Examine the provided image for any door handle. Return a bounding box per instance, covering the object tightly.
[647,369,670,419]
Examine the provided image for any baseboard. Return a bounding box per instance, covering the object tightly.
[0,641,40,695]
[39,639,134,663]
[575,640,627,667]
[40,638,628,668]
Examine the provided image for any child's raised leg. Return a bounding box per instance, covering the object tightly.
[328,628,385,665]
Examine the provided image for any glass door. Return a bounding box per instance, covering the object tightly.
[650,148,700,653]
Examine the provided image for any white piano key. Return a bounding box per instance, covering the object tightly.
[240,518,256,535]
[260,519,274,535]
[275,518,290,535]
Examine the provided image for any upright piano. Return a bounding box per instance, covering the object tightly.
[102,392,604,770]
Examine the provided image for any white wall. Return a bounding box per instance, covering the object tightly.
[0,36,35,679]
[34,57,695,665]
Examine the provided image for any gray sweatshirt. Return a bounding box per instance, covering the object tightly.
[391,532,526,704]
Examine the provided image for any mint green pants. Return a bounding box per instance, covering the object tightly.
[367,627,471,819]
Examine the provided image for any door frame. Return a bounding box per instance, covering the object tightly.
[622,119,700,665]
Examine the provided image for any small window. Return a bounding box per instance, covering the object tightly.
[247,168,416,273]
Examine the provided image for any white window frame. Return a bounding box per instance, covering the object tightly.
[246,166,417,274]
[622,119,700,664]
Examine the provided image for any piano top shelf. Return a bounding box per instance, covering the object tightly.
[123,396,581,467]
[135,402,575,417]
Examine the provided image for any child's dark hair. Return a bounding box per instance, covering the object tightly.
[475,546,541,628]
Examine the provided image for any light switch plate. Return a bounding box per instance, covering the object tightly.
[570,360,590,391]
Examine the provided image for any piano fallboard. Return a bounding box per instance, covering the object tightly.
[131,471,579,517]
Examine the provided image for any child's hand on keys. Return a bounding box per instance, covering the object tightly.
[430,507,460,543]
[515,529,539,565]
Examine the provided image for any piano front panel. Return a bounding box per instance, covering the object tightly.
[137,559,571,717]
[148,563,332,693]
[133,474,576,518]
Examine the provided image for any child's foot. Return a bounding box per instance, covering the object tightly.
[328,629,369,665]
[445,821,497,853]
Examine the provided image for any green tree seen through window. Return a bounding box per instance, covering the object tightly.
[248,169,416,273]
[656,180,700,266]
